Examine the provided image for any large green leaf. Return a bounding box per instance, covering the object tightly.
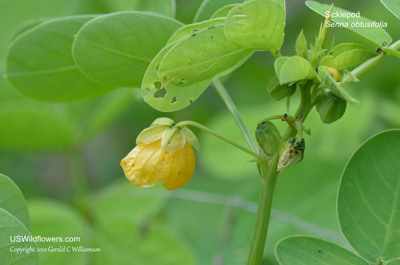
[0,208,38,265]
[142,42,213,112]
[329,43,375,71]
[0,102,74,151]
[306,1,392,46]
[338,130,400,262]
[101,0,176,17]
[275,236,368,265]
[73,12,183,88]
[6,16,116,102]
[28,200,89,265]
[225,0,285,52]
[276,56,316,84]
[381,0,400,19]
[194,0,244,22]
[157,25,253,86]
[0,174,30,230]
[387,260,400,265]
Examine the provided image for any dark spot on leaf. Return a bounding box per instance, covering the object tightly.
[189,100,193,104]
[172,97,177,104]
[179,78,186,85]
[154,87,167,98]
[318,250,322,253]
[192,29,199,33]
[145,87,150,92]
[191,33,196,37]
[210,35,214,39]
[163,76,167,81]
[153,81,162,89]
[156,63,160,71]
[205,46,208,50]
[208,26,215,30]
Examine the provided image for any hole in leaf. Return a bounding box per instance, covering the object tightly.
[172,97,177,104]
[154,87,167,98]
[153,81,162,89]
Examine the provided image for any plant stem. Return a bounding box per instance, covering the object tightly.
[68,148,89,202]
[341,39,400,86]
[246,155,280,265]
[176,120,258,158]
[212,78,259,153]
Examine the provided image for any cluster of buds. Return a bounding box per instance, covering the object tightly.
[120,118,199,190]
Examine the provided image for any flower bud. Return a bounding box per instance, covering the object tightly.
[256,121,281,159]
[295,30,307,58]
[278,137,305,171]
[316,92,347,124]
[267,76,296,101]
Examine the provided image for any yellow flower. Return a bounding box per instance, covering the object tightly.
[120,118,198,190]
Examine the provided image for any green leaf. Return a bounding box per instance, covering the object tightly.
[338,129,400,262]
[210,4,240,19]
[306,1,392,46]
[167,18,225,44]
[275,236,369,265]
[276,56,316,84]
[142,43,213,112]
[194,0,244,22]
[387,260,400,265]
[0,174,30,230]
[0,208,38,265]
[317,66,359,104]
[157,24,253,86]
[5,16,116,102]
[0,102,74,151]
[225,0,285,51]
[329,43,375,71]
[90,182,166,226]
[73,12,183,88]
[28,200,89,265]
[102,0,176,17]
[381,0,400,19]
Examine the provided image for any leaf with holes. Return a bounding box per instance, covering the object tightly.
[167,18,225,44]
[275,56,316,85]
[381,0,400,19]
[338,130,400,262]
[142,42,213,112]
[194,0,244,22]
[225,0,285,52]
[5,16,116,102]
[73,12,183,88]
[275,236,368,265]
[306,1,392,46]
[157,25,253,87]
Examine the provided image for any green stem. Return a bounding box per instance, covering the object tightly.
[246,155,280,265]
[212,78,259,153]
[341,39,400,86]
[176,120,258,158]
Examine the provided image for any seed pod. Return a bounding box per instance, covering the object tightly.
[256,121,281,159]
[267,76,296,101]
[316,92,347,124]
[278,137,305,171]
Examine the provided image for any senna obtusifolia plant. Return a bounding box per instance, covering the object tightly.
[4,0,400,264]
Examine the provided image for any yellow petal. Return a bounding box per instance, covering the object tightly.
[161,141,195,190]
[120,140,164,188]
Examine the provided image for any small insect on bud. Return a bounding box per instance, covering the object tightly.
[256,121,281,159]
[278,137,305,171]
[316,92,347,124]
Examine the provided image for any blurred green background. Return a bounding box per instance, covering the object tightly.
[0,0,399,264]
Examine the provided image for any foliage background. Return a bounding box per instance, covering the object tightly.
[0,0,399,264]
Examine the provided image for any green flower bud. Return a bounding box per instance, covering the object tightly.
[295,30,307,58]
[256,121,281,159]
[267,76,296,101]
[278,137,305,171]
[316,92,347,124]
